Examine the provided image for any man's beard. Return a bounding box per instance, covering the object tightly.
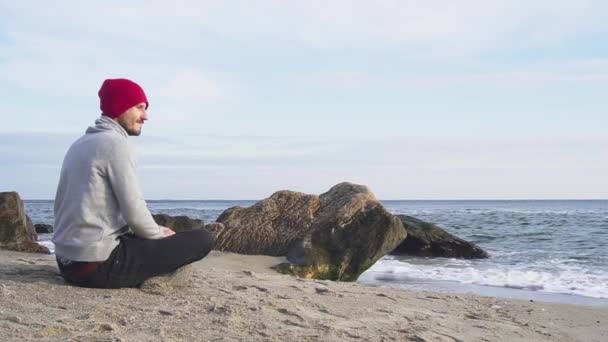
[125,127,142,136]
[118,121,142,136]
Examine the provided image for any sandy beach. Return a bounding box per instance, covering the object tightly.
[1,250,606,342]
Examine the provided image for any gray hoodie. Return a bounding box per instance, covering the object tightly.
[53,116,164,261]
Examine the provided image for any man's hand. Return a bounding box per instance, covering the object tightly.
[161,226,176,237]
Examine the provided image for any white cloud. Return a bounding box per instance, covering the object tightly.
[2,1,607,102]
[472,71,608,82]
[568,58,608,69]
[0,35,229,99]
[298,71,375,89]
[3,1,608,51]
[135,134,348,165]
[152,70,235,109]
[1,1,607,199]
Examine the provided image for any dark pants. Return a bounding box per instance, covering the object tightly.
[59,229,214,288]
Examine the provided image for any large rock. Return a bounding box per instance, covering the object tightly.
[203,222,225,239]
[215,191,319,255]
[391,215,489,259]
[152,214,204,233]
[25,215,38,241]
[215,182,406,281]
[0,192,50,254]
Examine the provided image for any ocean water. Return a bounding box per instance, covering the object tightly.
[25,200,608,306]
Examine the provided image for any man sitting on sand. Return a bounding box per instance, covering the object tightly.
[52,78,214,288]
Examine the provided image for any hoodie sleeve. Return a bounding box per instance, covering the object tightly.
[106,141,164,240]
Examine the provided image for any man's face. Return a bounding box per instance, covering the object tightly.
[116,102,148,136]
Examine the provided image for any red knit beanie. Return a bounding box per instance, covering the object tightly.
[98,78,149,119]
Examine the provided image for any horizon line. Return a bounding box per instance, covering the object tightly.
[23,198,608,202]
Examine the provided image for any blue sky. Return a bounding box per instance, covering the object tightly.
[1,1,607,199]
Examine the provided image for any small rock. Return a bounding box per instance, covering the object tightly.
[6,316,22,324]
[99,323,115,331]
[242,270,256,277]
[77,314,91,320]
[252,285,269,293]
[315,287,330,294]
[34,223,54,234]
[119,318,128,326]
[529,299,534,302]
[491,305,502,309]
[159,310,173,316]
[209,304,230,315]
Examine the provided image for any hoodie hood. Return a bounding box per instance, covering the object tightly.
[86,115,128,138]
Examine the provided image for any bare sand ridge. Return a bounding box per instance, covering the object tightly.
[1,250,606,341]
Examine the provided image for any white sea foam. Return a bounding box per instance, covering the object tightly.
[37,233,55,253]
[365,258,608,299]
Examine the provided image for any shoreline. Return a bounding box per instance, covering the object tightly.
[1,249,607,341]
[359,275,608,308]
[36,234,608,308]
